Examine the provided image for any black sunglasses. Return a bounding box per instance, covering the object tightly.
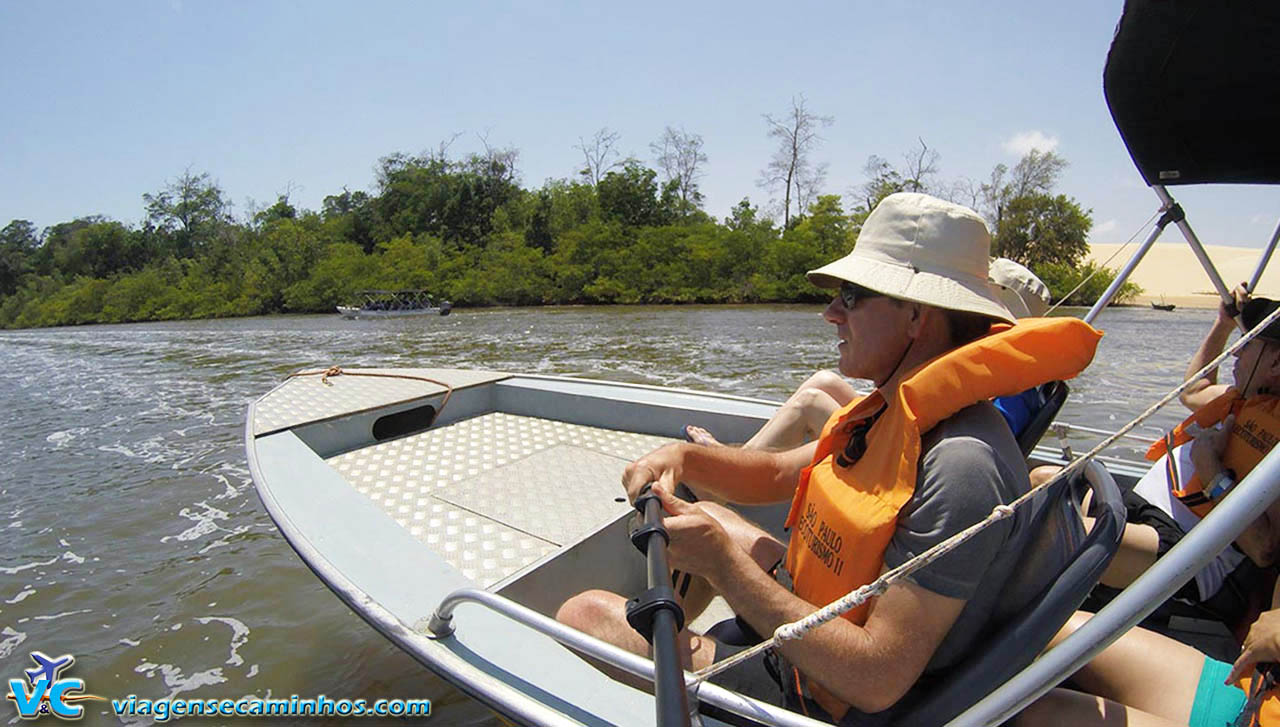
[839,282,883,310]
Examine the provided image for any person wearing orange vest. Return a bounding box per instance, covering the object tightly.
[1063,291,1280,639]
[1015,297,1280,727]
[556,193,1100,723]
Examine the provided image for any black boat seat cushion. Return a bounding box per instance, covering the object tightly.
[893,462,1125,726]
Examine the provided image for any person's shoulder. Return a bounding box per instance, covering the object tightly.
[926,401,1011,447]
[921,402,1028,491]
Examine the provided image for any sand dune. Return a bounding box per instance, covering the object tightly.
[1085,243,1279,308]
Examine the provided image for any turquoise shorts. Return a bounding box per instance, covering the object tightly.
[1191,657,1248,727]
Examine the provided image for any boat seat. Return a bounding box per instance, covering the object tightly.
[892,460,1125,726]
[1018,380,1070,456]
[994,380,1070,457]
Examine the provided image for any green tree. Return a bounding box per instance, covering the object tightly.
[993,193,1092,268]
[1034,260,1142,306]
[982,149,1068,228]
[284,242,380,312]
[253,194,298,227]
[374,150,520,246]
[855,156,905,217]
[540,178,600,240]
[796,195,852,259]
[597,161,665,227]
[322,188,377,252]
[0,219,39,296]
[524,189,554,253]
[143,169,231,258]
[0,219,40,250]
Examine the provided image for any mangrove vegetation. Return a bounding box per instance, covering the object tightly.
[0,113,1132,328]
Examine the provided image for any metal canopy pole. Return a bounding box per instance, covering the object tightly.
[949,446,1280,727]
[1083,207,1176,325]
[1153,185,1234,306]
[1248,218,1280,294]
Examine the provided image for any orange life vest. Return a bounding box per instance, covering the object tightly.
[1145,389,1280,518]
[782,317,1102,624]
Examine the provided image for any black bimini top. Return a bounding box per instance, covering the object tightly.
[1104,0,1280,186]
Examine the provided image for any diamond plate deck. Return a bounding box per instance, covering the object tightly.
[327,412,675,586]
[253,368,509,435]
[436,445,635,546]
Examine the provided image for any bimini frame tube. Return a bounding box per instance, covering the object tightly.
[1154,185,1235,304]
[1084,206,1177,324]
[1249,219,1280,294]
[950,445,1280,727]
[1086,186,1244,324]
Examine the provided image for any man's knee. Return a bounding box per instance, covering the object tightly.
[793,385,835,413]
[557,589,623,634]
[803,369,852,400]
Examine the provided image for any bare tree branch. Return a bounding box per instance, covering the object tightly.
[575,128,623,186]
[650,126,708,215]
[758,95,833,228]
[901,138,940,194]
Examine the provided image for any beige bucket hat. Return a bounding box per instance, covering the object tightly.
[989,257,1051,318]
[807,192,1016,323]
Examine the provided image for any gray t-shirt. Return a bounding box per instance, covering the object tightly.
[835,401,1033,725]
[883,400,1034,673]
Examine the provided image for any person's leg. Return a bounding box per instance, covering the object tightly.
[1013,688,1186,727]
[1029,464,1061,487]
[685,370,856,450]
[1045,612,1202,723]
[741,371,855,451]
[553,588,722,691]
[556,504,785,669]
[1092,521,1160,589]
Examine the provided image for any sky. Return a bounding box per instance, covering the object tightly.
[2,1,1277,249]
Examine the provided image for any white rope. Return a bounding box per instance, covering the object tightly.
[692,302,1280,684]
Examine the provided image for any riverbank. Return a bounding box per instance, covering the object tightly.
[1087,242,1279,308]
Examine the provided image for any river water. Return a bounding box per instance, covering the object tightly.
[0,304,1219,725]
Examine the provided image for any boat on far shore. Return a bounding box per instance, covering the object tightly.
[1150,299,1176,311]
[337,289,453,319]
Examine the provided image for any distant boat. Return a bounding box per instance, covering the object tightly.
[337,289,453,319]
[1151,298,1176,312]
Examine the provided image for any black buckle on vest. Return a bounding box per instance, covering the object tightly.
[835,406,885,468]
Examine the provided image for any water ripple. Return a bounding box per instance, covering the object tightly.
[0,304,1219,725]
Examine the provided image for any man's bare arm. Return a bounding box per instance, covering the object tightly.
[622,440,817,505]
[710,550,964,713]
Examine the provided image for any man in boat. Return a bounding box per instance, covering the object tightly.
[681,257,1053,452]
[557,193,1100,722]
[1016,296,1280,727]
